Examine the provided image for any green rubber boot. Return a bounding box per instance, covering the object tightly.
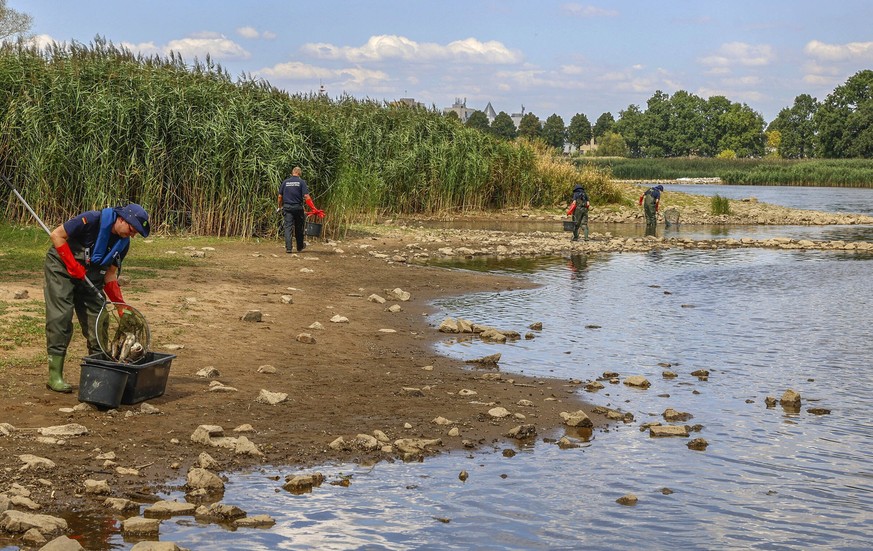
[47,354,72,393]
[584,227,589,240]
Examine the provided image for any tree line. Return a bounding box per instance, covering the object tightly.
[456,70,873,160]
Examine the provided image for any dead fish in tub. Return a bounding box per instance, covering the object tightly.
[111,332,144,363]
[126,342,145,363]
[119,332,136,362]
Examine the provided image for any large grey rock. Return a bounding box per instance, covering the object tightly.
[121,517,161,536]
[37,536,84,550]
[143,500,197,518]
[37,424,88,437]
[185,468,225,491]
[0,510,67,535]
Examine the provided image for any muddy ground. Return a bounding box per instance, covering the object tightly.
[0,229,602,520]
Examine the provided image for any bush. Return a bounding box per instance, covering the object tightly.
[710,194,731,216]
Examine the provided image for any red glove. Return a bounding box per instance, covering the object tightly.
[638,195,644,206]
[567,202,577,216]
[305,196,318,212]
[104,279,124,304]
[56,242,86,279]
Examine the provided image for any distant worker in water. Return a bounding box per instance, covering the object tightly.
[566,184,590,241]
[639,184,664,227]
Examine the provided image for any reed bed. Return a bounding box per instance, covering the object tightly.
[576,157,873,188]
[0,38,605,238]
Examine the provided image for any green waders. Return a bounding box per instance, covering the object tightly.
[643,193,657,226]
[44,248,105,392]
[572,205,589,241]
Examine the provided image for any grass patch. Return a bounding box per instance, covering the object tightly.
[0,313,44,350]
[710,194,732,216]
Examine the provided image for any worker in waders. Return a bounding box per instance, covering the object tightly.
[277,166,324,253]
[566,184,590,241]
[44,204,150,392]
[640,184,664,227]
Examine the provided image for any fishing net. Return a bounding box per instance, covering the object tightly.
[95,303,151,363]
[663,208,680,227]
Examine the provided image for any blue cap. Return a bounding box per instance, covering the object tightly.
[116,203,150,237]
[656,185,664,191]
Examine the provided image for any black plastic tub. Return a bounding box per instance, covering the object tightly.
[563,220,575,231]
[78,364,129,408]
[305,216,323,237]
[81,351,175,404]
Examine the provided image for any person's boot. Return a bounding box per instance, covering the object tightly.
[584,227,589,240]
[47,354,72,393]
[571,228,579,242]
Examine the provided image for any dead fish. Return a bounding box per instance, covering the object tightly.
[119,332,136,362]
[127,342,144,362]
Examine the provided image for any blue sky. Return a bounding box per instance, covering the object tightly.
[17,0,873,124]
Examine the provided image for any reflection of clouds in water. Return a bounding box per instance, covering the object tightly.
[150,249,873,550]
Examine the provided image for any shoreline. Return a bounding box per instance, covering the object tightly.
[1,193,872,544]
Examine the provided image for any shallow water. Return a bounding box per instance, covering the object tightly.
[664,183,873,217]
[32,248,870,551]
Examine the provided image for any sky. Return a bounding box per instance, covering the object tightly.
[16,0,873,125]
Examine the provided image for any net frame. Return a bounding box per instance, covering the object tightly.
[95,302,151,363]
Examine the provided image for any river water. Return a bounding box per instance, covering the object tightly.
[13,187,872,550]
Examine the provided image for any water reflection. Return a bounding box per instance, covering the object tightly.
[25,249,873,550]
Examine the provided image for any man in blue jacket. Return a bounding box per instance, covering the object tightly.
[277,167,323,253]
[44,203,150,392]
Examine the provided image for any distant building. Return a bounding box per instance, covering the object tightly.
[443,98,476,123]
[510,105,526,129]
[391,97,425,109]
[483,102,497,124]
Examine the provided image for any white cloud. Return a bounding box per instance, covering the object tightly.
[560,64,585,75]
[237,26,260,39]
[257,61,389,89]
[804,40,873,61]
[301,35,521,64]
[560,4,619,17]
[25,34,57,49]
[722,76,761,86]
[166,32,251,61]
[700,42,775,67]
[120,40,162,56]
[236,27,277,41]
[803,74,834,86]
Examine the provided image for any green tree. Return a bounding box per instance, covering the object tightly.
[668,90,706,156]
[490,111,517,140]
[701,96,732,157]
[594,131,628,157]
[465,110,490,133]
[568,113,592,149]
[445,110,460,122]
[0,0,32,40]
[592,112,615,141]
[815,70,873,158]
[772,94,818,158]
[641,90,671,156]
[518,112,542,140]
[542,113,566,149]
[614,105,644,157]
[717,103,765,157]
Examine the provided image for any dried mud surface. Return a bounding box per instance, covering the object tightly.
[0,233,597,517]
